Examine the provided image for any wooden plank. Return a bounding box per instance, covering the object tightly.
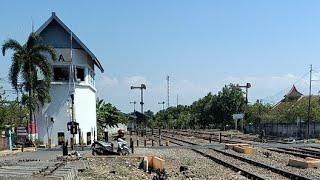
[289,158,320,168]
[152,156,165,170]
[225,143,250,150]
[233,146,254,155]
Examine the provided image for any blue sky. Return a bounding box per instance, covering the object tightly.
[1,1,320,112]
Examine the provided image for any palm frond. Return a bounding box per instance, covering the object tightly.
[9,55,22,90]
[32,53,52,80]
[31,45,57,61]
[34,80,51,106]
[26,32,41,50]
[3,32,57,118]
[2,39,22,56]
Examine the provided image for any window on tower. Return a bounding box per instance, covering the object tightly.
[76,67,85,81]
[53,67,69,81]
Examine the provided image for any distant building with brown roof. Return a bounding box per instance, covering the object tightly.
[274,85,319,110]
[283,85,303,102]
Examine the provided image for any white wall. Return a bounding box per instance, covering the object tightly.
[74,86,97,143]
[50,48,94,70]
[37,48,97,146]
[38,84,72,145]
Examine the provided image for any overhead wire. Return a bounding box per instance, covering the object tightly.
[261,71,310,104]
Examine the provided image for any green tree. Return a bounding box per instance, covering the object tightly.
[246,100,272,126]
[0,95,28,130]
[144,110,154,125]
[152,84,246,130]
[2,32,56,138]
[216,84,245,127]
[96,98,127,139]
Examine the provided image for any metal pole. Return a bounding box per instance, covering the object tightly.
[244,86,248,133]
[158,101,165,111]
[141,89,143,115]
[238,83,251,133]
[131,84,146,135]
[167,75,170,108]
[140,89,145,135]
[130,101,136,112]
[307,64,312,139]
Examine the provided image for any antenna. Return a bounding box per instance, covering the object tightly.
[31,17,34,32]
[166,75,170,108]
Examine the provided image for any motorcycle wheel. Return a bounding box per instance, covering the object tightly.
[121,149,130,155]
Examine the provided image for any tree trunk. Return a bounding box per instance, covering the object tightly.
[28,66,35,141]
[28,88,34,140]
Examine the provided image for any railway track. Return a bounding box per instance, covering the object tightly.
[267,147,320,159]
[160,134,265,179]
[162,130,249,144]
[166,129,259,142]
[298,147,320,156]
[161,133,311,180]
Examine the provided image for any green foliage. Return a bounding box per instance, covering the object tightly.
[266,97,320,124]
[246,100,272,125]
[96,98,128,139]
[0,96,28,130]
[151,84,245,129]
[2,32,56,128]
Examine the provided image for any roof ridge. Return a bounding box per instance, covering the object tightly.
[285,85,303,98]
[36,12,104,73]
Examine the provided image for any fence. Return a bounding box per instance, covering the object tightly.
[245,122,320,138]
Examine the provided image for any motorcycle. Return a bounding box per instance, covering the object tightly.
[91,140,117,155]
[91,138,130,156]
[117,138,130,155]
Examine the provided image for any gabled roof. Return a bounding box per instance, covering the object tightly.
[36,12,104,73]
[273,95,320,110]
[284,85,303,99]
[273,85,304,109]
[127,111,148,119]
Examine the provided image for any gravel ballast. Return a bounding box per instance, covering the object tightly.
[134,148,246,179]
[224,147,320,180]
[198,149,289,180]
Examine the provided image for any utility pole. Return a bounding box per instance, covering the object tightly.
[71,94,75,149]
[166,75,170,108]
[176,94,179,107]
[307,64,312,139]
[158,101,165,111]
[238,83,251,133]
[131,84,147,133]
[130,101,137,112]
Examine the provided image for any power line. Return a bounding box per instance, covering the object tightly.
[261,71,309,104]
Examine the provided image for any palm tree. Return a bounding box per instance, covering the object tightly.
[96,98,128,139]
[2,32,56,140]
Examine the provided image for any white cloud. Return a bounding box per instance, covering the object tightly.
[99,75,119,88]
[94,72,316,113]
[123,75,148,87]
[215,73,312,104]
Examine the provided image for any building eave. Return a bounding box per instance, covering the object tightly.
[36,12,104,73]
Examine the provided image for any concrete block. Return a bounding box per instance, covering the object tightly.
[152,156,165,170]
[143,156,149,172]
[289,158,320,168]
[143,156,165,171]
